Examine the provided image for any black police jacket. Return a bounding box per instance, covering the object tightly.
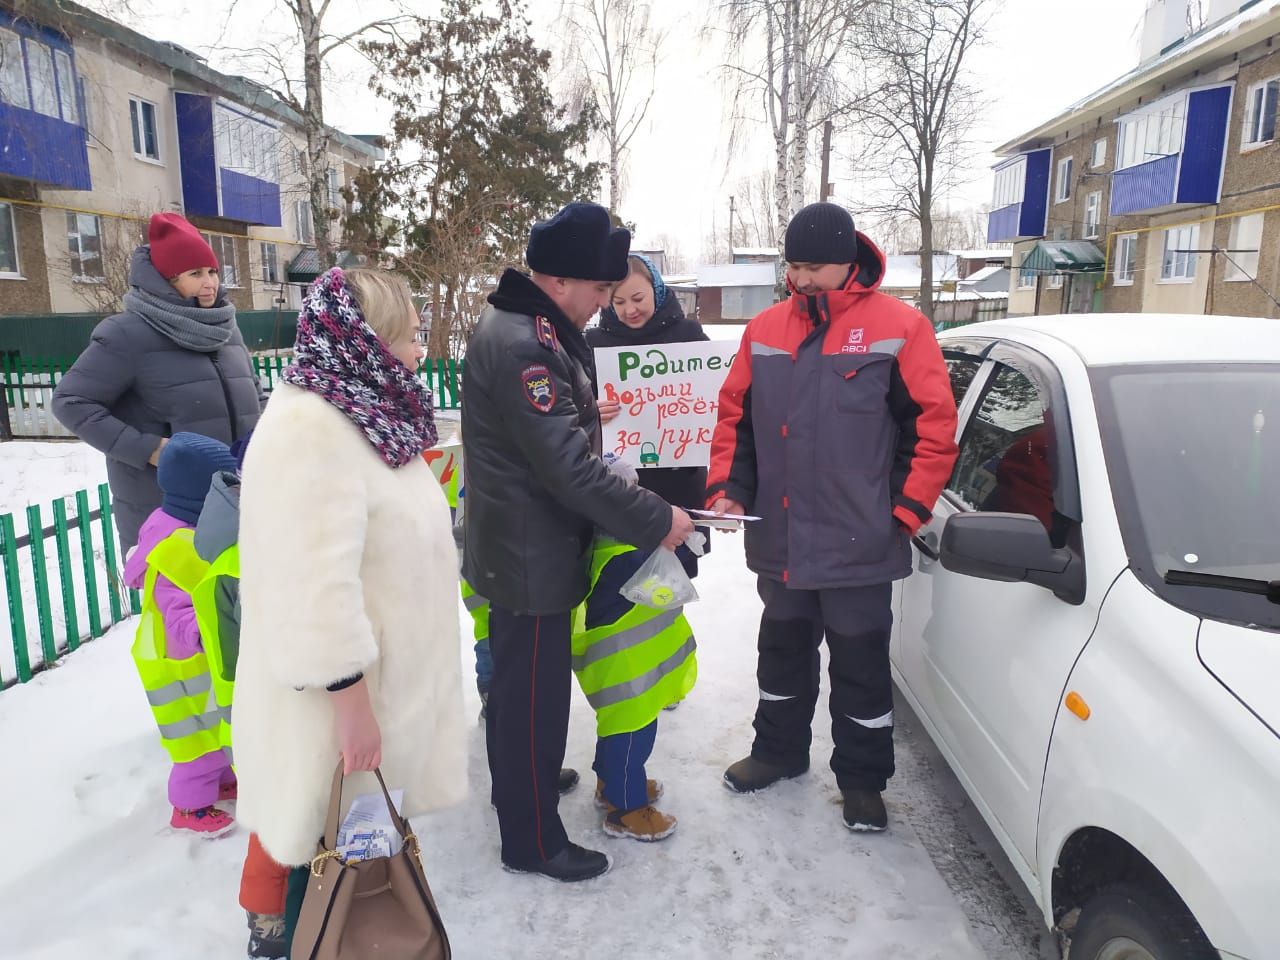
[461,269,671,614]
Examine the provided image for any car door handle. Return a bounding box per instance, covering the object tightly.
[913,531,940,560]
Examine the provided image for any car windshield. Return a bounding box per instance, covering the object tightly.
[1095,363,1280,627]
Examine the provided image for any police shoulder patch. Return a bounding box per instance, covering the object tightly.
[535,315,559,353]
[521,364,556,413]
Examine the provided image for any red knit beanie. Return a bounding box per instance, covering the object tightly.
[148,213,218,279]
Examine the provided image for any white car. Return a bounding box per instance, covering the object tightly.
[891,314,1279,960]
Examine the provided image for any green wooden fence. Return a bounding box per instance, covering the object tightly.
[1,482,139,691]
[2,355,465,440]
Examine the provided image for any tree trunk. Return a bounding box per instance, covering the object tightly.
[787,0,806,214]
[771,6,792,246]
[297,0,334,270]
[918,197,935,324]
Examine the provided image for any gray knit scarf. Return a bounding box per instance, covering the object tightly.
[124,286,237,353]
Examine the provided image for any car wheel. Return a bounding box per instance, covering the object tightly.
[1069,884,1216,960]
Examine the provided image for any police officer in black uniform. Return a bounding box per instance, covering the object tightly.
[462,202,695,882]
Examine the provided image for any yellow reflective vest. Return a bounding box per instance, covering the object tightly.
[460,578,490,644]
[191,544,239,758]
[131,529,227,765]
[571,539,697,738]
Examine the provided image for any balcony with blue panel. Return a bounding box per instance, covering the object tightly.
[1110,84,1231,216]
[986,149,1050,244]
[0,14,90,190]
[176,93,282,227]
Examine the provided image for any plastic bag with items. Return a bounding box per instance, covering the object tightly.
[621,531,706,610]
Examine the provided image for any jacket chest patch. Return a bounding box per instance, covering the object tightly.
[840,328,868,354]
[522,364,556,412]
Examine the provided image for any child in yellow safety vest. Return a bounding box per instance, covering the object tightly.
[124,432,240,837]
[574,453,698,842]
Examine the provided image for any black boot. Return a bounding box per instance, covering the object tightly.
[246,911,287,959]
[842,789,888,832]
[502,841,611,882]
[558,767,580,795]
[723,754,809,793]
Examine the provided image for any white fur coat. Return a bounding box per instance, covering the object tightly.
[232,383,466,866]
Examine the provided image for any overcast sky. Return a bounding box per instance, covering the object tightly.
[103,0,1151,263]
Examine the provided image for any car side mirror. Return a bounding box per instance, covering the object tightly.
[939,512,1085,605]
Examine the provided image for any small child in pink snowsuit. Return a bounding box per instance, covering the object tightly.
[124,432,240,837]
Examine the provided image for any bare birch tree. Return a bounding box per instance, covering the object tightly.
[850,0,988,321]
[563,0,665,214]
[718,0,868,243]
[212,1,413,271]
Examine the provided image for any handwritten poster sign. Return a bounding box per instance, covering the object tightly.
[594,341,738,468]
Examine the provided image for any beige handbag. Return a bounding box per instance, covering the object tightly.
[291,763,451,960]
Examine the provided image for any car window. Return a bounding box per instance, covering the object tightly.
[947,362,1069,543]
[945,354,982,409]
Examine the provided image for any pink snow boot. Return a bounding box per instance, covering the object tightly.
[170,805,235,838]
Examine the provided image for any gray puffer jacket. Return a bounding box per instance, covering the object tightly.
[52,247,264,551]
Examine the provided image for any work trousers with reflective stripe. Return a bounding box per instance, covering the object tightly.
[751,577,895,792]
[487,606,573,867]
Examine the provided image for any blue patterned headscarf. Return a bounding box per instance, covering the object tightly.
[630,254,667,310]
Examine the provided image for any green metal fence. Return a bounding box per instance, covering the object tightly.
[1,482,138,691]
[2,354,466,440]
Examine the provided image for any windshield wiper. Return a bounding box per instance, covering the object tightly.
[1164,569,1280,603]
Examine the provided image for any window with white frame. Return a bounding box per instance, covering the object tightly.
[1084,191,1102,239]
[1017,256,1036,290]
[202,233,239,288]
[1160,223,1199,282]
[1115,94,1186,170]
[260,241,279,285]
[214,105,280,182]
[295,199,314,243]
[66,212,103,280]
[1242,78,1278,149]
[27,40,58,118]
[991,157,1026,210]
[0,202,20,276]
[53,49,77,125]
[1055,156,1073,203]
[1225,213,1263,282]
[0,28,28,109]
[129,97,160,161]
[1091,138,1107,168]
[1047,273,1063,289]
[1114,233,1137,285]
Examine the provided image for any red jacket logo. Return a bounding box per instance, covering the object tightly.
[841,328,868,354]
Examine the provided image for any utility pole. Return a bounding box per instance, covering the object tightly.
[819,120,833,202]
[729,195,736,258]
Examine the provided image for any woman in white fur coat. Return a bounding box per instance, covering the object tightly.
[231,267,465,960]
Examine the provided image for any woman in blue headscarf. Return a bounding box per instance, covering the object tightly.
[587,254,710,577]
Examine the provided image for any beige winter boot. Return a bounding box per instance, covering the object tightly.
[602,804,678,842]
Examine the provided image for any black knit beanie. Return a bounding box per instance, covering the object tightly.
[784,202,858,264]
[526,202,631,282]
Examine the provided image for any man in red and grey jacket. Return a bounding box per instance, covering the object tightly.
[708,202,958,832]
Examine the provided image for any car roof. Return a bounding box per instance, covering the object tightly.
[941,314,1280,366]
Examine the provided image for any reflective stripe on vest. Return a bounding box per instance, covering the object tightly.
[130,529,222,765]
[191,544,240,764]
[572,539,697,738]
[460,579,490,644]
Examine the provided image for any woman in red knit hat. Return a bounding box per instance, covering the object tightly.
[53,212,265,553]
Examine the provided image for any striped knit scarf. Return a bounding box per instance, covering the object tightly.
[282,268,437,467]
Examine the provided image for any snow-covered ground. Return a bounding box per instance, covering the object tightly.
[0,532,986,960]
[0,441,107,517]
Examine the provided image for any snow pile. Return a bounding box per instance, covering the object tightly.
[0,535,983,959]
[0,442,107,517]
